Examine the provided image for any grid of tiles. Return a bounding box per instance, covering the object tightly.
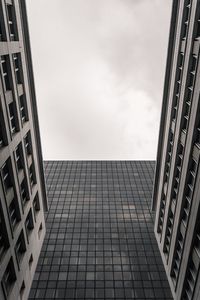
[29,161,172,300]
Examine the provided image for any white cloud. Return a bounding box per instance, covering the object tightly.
[26,0,172,160]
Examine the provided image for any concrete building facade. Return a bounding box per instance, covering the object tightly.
[153,0,200,299]
[0,0,47,299]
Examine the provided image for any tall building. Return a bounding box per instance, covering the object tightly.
[29,161,172,300]
[0,0,47,299]
[152,0,200,299]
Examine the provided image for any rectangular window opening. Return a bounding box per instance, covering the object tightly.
[1,258,16,298]
[1,55,11,91]
[6,3,18,41]
[9,197,21,231]
[15,230,26,265]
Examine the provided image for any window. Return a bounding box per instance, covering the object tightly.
[181,1,191,40]
[0,105,7,148]
[25,209,34,238]
[0,201,9,261]
[9,197,21,230]
[0,125,3,148]
[20,281,25,300]
[0,14,6,41]
[15,230,26,265]
[13,53,22,84]
[1,55,11,91]
[20,179,29,208]
[29,163,36,186]
[195,113,200,146]
[187,55,197,88]
[0,22,3,41]
[195,9,200,39]
[0,116,5,148]
[187,158,198,191]
[29,254,33,270]
[6,3,18,41]
[38,222,43,239]
[1,159,13,192]
[173,52,184,113]
[1,258,16,298]
[8,102,18,134]
[182,55,197,132]
[15,144,24,171]
[33,193,40,219]
[24,132,32,155]
[19,95,28,123]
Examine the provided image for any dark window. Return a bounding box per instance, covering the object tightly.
[20,281,25,300]
[195,114,200,146]
[172,95,178,120]
[33,193,40,219]
[24,132,32,155]
[15,144,24,171]
[1,258,16,298]
[182,103,190,132]
[8,102,18,134]
[29,163,36,186]
[0,22,2,41]
[188,60,196,88]
[9,197,21,230]
[19,95,28,123]
[6,3,18,41]
[29,254,33,269]
[1,160,13,192]
[1,56,11,91]
[172,53,183,122]
[191,55,197,73]
[38,222,43,239]
[181,1,191,40]
[0,126,3,148]
[0,201,9,261]
[0,14,6,41]
[20,179,29,208]
[25,209,34,238]
[195,10,200,39]
[15,230,26,265]
[13,53,22,84]
[188,158,197,189]
[0,117,5,148]
[0,108,7,148]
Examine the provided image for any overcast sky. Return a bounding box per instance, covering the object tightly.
[26,0,172,160]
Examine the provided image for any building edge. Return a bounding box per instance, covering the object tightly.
[19,0,48,212]
[152,0,179,212]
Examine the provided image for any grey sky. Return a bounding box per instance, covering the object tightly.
[26,0,172,160]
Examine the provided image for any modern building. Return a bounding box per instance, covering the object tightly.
[152,0,200,299]
[29,161,173,300]
[0,0,47,299]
